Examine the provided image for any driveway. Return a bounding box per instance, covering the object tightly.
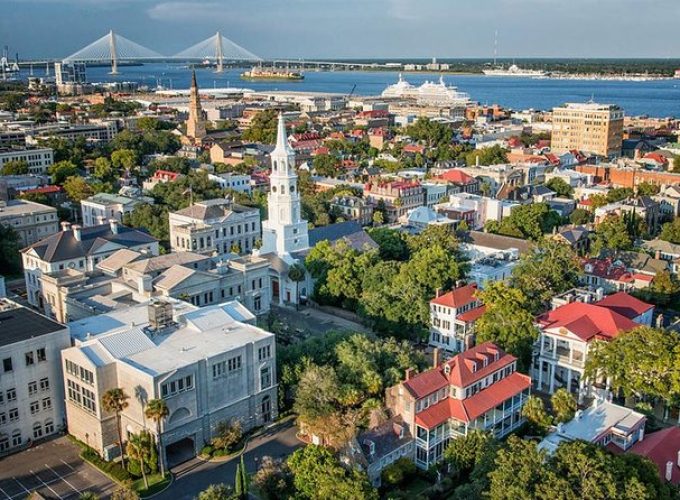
[158,419,302,500]
[0,437,117,500]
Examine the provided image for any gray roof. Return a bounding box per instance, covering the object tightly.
[357,416,412,465]
[23,224,157,263]
[0,302,64,347]
[308,221,378,251]
[466,230,533,255]
[173,200,257,221]
[558,226,590,244]
[642,239,680,257]
[605,250,670,274]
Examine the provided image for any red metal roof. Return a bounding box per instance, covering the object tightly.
[630,427,680,485]
[595,291,654,319]
[457,305,486,323]
[402,370,449,399]
[431,284,479,308]
[537,301,640,342]
[444,342,515,387]
[435,169,476,185]
[415,372,531,428]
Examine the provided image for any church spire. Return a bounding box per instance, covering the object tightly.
[186,69,206,142]
[273,112,295,157]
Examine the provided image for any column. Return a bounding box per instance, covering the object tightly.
[566,368,572,393]
[548,363,555,393]
[537,361,544,390]
[578,378,586,404]
[568,341,574,365]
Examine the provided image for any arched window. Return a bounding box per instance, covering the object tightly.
[11,430,21,447]
[290,185,295,193]
[168,407,191,424]
[272,185,277,193]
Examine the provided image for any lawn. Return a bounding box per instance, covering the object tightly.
[133,473,172,497]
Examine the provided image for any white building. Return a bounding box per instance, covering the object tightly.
[429,284,485,353]
[21,220,159,312]
[62,299,278,466]
[0,147,54,175]
[0,298,70,455]
[539,401,646,454]
[81,193,153,228]
[532,292,653,399]
[0,199,59,246]
[208,173,252,194]
[435,193,518,230]
[169,199,261,257]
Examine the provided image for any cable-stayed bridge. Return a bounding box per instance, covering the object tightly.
[21,30,370,74]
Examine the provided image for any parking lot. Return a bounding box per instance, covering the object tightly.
[0,437,117,500]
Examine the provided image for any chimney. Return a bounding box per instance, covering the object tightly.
[72,224,82,242]
[656,313,664,329]
[666,461,673,482]
[109,219,119,234]
[435,287,442,298]
[476,155,480,167]
[655,250,662,260]
[433,348,441,368]
[405,368,415,381]
[61,221,72,232]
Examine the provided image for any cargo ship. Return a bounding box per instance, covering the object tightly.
[241,66,304,81]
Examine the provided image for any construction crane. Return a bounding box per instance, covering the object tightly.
[347,83,357,98]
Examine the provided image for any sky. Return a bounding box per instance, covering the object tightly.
[2,0,680,60]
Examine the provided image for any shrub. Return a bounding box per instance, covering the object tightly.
[381,458,416,486]
[211,419,243,452]
[201,445,214,456]
[81,448,131,482]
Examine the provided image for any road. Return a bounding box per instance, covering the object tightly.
[158,419,301,500]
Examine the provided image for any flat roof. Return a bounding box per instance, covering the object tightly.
[0,301,65,347]
[0,199,56,217]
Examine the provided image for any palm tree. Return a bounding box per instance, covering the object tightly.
[126,431,152,489]
[287,263,306,307]
[145,398,169,477]
[102,388,130,468]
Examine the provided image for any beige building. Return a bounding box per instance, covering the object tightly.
[39,249,271,324]
[62,299,278,466]
[169,199,261,258]
[0,199,59,246]
[551,102,624,158]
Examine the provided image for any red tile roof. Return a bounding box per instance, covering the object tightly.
[583,258,630,281]
[595,291,654,319]
[444,342,515,387]
[435,169,476,185]
[22,185,62,194]
[538,301,640,342]
[630,427,680,485]
[415,371,531,428]
[457,305,486,323]
[402,370,449,399]
[431,284,479,308]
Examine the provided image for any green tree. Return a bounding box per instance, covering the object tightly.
[486,202,561,240]
[111,149,139,171]
[371,209,384,226]
[545,178,574,198]
[242,109,279,144]
[487,436,547,500]
[465,145,508,166]
[0,225,23,276]
[63,176,94,202]
[126,431,153,489]
[122,204,169,242]
[584,326,680,406]
[380,457,415,487]
[287,445,377,500]
[93,157,114,181]
[475,281,538,370]
[196,484,232,500]
[48,160,78,184]
[591,215,633,255]
[551,388,577,423]
[511,239,581,313]
[444,430,498,473]
[521,395,553,434]
[569,208,592,226]
[636,182,660,196]
[102,388,130,468]
[234,461,244,499]
[659,218,680,244]
[606,187,634,203]
[312,154,341,178]
[288,263,307,305]
[1,159,29,175]
[404,117,453,149]
[211,420,242,452]
[253,456,294,500]
[144,399,169,477]
[367,228,408,261]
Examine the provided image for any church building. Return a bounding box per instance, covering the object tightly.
[181,70,207,146]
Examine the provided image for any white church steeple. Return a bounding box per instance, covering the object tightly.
[259,113,309,259]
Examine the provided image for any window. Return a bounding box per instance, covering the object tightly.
[7,389,16,402]
[260,367,272,389]
[40,378,50,391]
[0,412,5,425]
[161,375,194,398]
[25,352,34,366]
[3,358,12,372]
[212,361,226,379]
[28,381,38,396]
[9,408,19,421]
[33,423,43,439]
[42,398,52,410]
[37,348,46,362]
[30,401,40,415]
[258,345,271,361]
[227,356,242,372]
[44,419,54,434]
[12,431,21,447]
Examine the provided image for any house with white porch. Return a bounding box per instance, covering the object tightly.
[429,284,485,353]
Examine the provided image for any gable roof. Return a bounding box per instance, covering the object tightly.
[629,427,680,485]
[22,224,157,263]
[435,169,476,185]
[594,291,654,319]
[431,284,479,308]
[538,301,639,341]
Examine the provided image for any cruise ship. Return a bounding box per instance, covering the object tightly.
[482,64,547,78]
[382,74,471,107]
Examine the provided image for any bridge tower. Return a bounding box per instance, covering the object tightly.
[109,30,119,75]
[215,31,224,73]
